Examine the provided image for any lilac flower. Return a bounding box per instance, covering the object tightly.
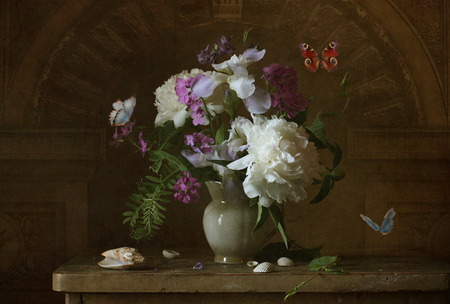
[174,172,201,203]
[197,45,218,65]
[139,131,149,157]
[184,133,214,154]
[262,63,308,118]
[110,120,135,147]
[110,127,122,148]
[191,109,205,126]
[175,78,190,104]
[215,35,235,56]
[120,120,135,137]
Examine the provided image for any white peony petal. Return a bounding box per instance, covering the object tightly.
[173,110,190,128]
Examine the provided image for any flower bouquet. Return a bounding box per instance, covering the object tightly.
[109,29,350,250]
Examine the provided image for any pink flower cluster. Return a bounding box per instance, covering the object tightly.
[174,172,201,204]
[184,132,214,154]
[175,78,206,126]
[110,121,134,147]
[262,63,309,118]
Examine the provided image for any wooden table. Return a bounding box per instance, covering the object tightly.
[53,248,450,303]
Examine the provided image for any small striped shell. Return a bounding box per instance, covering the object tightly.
[253,262,274,273]
[277,257,295,267]
[162,249,180,259]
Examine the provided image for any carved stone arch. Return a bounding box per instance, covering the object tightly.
[5,0,447,128]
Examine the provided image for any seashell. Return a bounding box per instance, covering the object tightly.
[98,247,144,269]
[253,262,274,273]
[247,261,259,267]
[277,257,295,267]
[162,249,180,259]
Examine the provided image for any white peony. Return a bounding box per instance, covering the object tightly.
[227,115,324,207]
[154,69,223,128]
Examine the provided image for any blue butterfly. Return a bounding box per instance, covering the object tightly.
[109,95,136,126]
[360,208,395,235]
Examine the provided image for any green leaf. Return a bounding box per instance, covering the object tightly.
[160,120,178,145]
[268,203,289,248]
[305,112,329,149]
[146,175,162,183]
[334,92,349,100]
[123,217,132,224]
[125,202,138,210]
[309,255,338,271]
[252,203,269,235]
[215,123,229,145]
[332,142,342,168]
[340,72,351,91]
[309,175,332,204]
[289,106,308,126]
[123,211,136,216]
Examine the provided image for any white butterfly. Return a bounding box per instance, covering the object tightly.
[109,95,136,126]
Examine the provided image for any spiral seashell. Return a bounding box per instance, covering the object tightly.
[101,247,144,264]
[98,247,144,269]
[277,257,295,267]
[162,249,180,259]
[253,262,274,273]
[247,261,259,267]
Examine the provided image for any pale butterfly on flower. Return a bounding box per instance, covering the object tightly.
[109,95,136,126]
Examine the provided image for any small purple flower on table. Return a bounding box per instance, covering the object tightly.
[174,172,201,203]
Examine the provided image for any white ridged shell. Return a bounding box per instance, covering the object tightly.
[277,257,295,267]
[162,249,180,259]
[247,261,259,267]
[253,262,274,273]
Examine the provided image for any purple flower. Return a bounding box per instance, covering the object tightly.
[139,131,149,157]
[120,120,135,137]
[184,133,214,154]
[263,63,308,118]
[215,35,235,56]
[191,109,205,126]
[197,45,218,65]
[174,172,201,203]
[175,78,190,104]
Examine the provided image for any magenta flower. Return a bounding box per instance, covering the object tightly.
[191,109,205,126]
[174,172,201,203]
[175,78,190,104]
[184,133,214,154]
[110,120,135,147]
[263,63,308,118]
[139,131,149,157]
